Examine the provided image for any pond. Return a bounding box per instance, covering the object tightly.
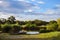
[26,31,39,34]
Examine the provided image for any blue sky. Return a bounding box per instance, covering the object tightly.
[0,0,60,21]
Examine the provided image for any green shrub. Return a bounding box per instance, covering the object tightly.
[39,29,52,33]
[24,24,40,31]
[10,24,22,33]
[2,24,12,33]
[46,23,58,31]
[0,25,1,31]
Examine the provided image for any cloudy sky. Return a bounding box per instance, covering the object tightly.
[0,0,60,21]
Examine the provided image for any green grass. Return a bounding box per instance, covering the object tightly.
[0,31,60,40]
[21,31,60,38]
[36,31,60,38]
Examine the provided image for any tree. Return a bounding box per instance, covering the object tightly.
[34,20,42,26]
[24,23,39,31]
[11,24,22,33]
[16,20,20,25]
[57,18,60,30]
[33,19,48,26]
[0,18,6,24]
[49,20,57,24]
[20,21,26,25]
[7,16,16,24]
[46,22,58,31]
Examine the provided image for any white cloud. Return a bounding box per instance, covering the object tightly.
[0,0,36,14]
[31,0,35,1]
[0,1,3,3]
[0,12,23,20]
[33,6,40,9]
[37,1,45,4]
[45,9,55,14]
[0,0,60,21]
[0,12,16,18]
[0,11,60,21]
[28,9,33,12]
[56,4,60,7]
[0,1,10,8]
[15,0,25,1]
[44,5,60,15]
[25,1,31,3]
[24,9,33,12]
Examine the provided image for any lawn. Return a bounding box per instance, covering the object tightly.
[0,31,60,40]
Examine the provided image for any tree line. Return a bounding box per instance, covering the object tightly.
[0,16,60,33]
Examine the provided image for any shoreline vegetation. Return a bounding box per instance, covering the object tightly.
[0,16,60,40]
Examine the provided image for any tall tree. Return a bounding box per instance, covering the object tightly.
[7,16,16,24]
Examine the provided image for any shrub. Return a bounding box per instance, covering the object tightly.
[2,24,12,33]
[0,25,1,31]
[24,24,40,31]
[46,23,58,31]
[39,29,52,33]
[11,24,22,33]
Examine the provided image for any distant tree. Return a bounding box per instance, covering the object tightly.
[49,20,57,24]
[46,22,58,31]
[39,21,58,33]
[57,18,60,31]
[30,24,40,31]
[16,20,26,25]
[33,19,48,26]
[0,18,6,24]
[19,21,26,25]
[24,23,31,31]
[16,20,20,25]
[24,23,39,31]
[7,16,16,24]
[34,20,42,26]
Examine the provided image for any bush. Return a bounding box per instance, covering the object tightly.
[46,23,58,31]
[11,24,22,33]
[39,29,52,33]
[0,25,1,31]
[24,24,40,31]
[2,24,12,33]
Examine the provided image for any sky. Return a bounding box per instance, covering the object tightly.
[0,0,60,21]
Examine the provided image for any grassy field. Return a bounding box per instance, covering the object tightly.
[0,31,60,40]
